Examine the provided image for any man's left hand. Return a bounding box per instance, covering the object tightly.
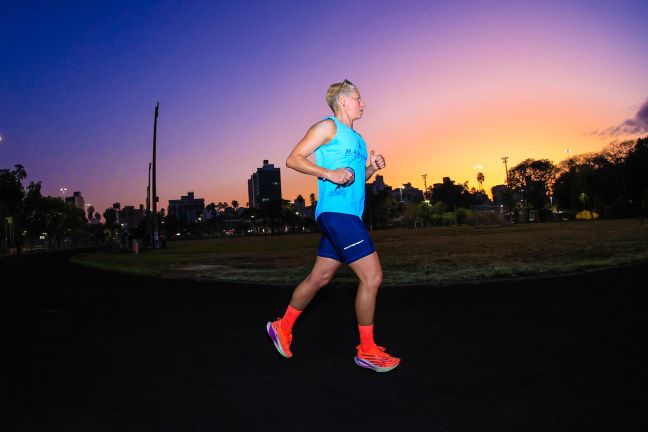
[370,149,386,171]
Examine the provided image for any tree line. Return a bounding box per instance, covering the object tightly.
[506,136,647,222]
[2,136,646,252]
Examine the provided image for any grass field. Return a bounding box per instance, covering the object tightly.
[72,219,648,286]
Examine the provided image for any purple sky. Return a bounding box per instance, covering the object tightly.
[1,0,647,213]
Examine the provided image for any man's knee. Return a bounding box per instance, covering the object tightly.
[360,271,382,292]
[307,270,334,288]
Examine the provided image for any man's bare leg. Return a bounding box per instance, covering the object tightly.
[349,252,383,325]
[289,256,342,310]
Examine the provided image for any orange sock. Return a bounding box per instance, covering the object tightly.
[358,324,375,351]
[280,305,302,331]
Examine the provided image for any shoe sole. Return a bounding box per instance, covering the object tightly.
[266,321,291,358]
[354,356,399,373]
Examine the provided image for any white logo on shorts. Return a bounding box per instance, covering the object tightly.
[343,239,365,250]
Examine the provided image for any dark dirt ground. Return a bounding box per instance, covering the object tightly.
[4,250,647,431]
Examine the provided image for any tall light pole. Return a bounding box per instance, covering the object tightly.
[59,187,68,199]
[501,157,509,187]
[146,162,151,248]
[421,173,428,193]
[151,103,160,249]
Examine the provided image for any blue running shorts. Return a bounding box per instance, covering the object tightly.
[317,212,376,264]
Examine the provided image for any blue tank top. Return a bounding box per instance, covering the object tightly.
[314,116,368,220]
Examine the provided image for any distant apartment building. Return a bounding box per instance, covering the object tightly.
[168,192,205,224]
[65,191,85,209]
[393,182,424,203]
[248,160,282,215]
[366,174,392,196]
[293,194,315,219]
[119,205,146,228]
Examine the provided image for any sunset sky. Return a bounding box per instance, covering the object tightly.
[2,0,647,213]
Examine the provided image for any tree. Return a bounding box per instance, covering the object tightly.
[309,193,317,208]
[553,139,646,219]
[500,187,516,223]
[430,177,477,210]
[368,188,397,228]
[0,165,27,253]
[103,208,117,230]
[231,200,239,210]
[623,136,648,218]
[508,159,557,221]
[476,172,485,192]
[86,205,95,221]
[25,196,84,248]
[403,203,422,228]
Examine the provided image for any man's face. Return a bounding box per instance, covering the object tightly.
[341,88,365,120]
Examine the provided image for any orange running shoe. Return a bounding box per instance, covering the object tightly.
[354,344,400,372]
[266,319,293,358]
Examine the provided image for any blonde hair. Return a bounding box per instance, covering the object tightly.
[326,79,356,113]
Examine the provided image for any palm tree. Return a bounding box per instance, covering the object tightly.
[476,172,485,192]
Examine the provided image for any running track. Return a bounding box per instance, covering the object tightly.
[4,250,646,431]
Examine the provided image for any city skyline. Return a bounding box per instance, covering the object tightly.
[1,1,647,213]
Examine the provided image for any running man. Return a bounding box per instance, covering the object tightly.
[266,79,400,372]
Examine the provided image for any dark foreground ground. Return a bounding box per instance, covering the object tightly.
[3,250,647,431]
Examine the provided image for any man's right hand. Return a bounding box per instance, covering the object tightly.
[324,167,355,185]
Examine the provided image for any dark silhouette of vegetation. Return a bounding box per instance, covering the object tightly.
[2,135,646,252]
[554,138,647,219]
[1,165,88,254]
[507,159,558,222]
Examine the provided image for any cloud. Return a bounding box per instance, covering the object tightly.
[594,97,648,138]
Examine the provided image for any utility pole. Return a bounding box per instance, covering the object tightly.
[501,156,509,187]
[151,103,160,249]
[421,173,428,194]
[146,162,151,248]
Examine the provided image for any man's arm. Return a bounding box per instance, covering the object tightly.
[366,150,386,181]
[286,120,354,185]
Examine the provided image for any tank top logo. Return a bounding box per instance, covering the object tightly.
[345,148,366,160]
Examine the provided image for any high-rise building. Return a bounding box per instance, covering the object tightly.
[65,191,85,209]
[248,160,282,215]
[393,182,424,203]
[168,192,205,224]
[366,174,390,195]
[119,205,146,228]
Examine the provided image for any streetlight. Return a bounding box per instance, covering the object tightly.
[59,187,68,198]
